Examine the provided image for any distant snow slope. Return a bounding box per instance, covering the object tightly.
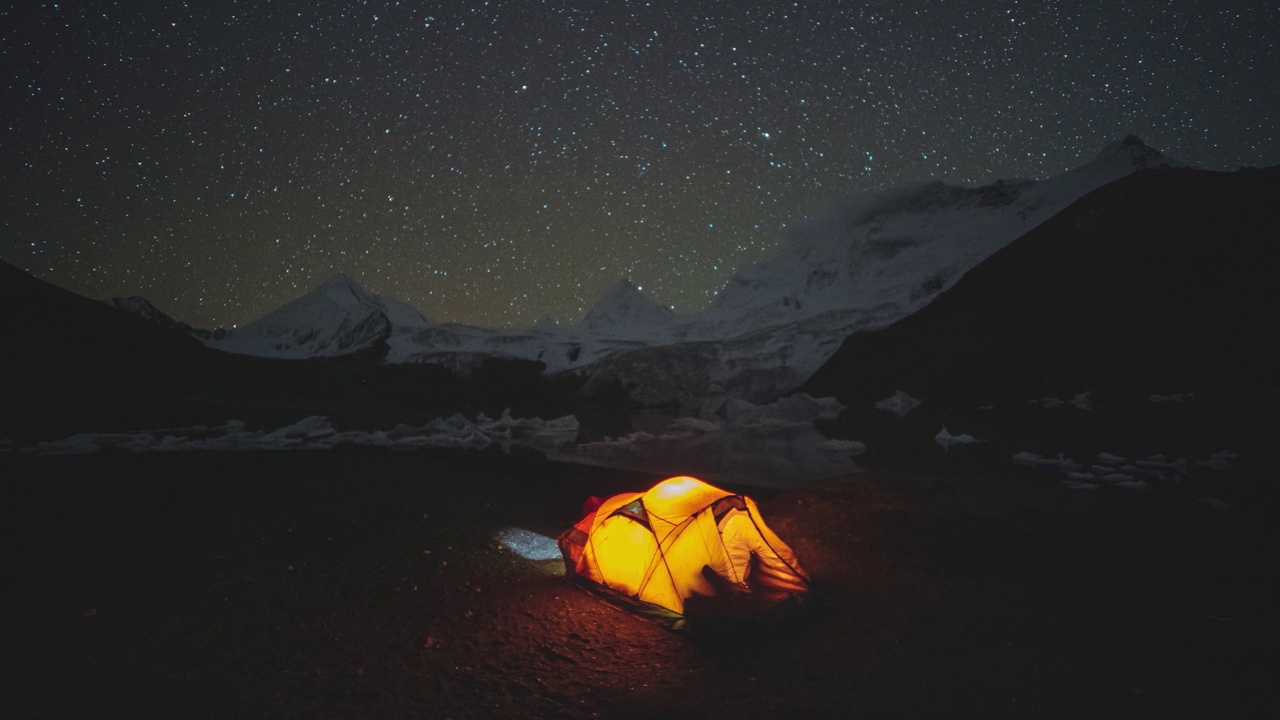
[690,135,1183,341]
[194,137,1186,399]
[649,135,1188,398]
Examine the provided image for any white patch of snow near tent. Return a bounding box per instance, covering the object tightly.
[493,528,562,561]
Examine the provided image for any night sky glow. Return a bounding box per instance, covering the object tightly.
[4,1,1277,329]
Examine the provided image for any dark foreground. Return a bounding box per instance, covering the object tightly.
[2,449,1274,719]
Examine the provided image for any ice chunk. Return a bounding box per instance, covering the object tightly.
[935,425,978,449]
[272,415,336,440]
[577,432,656,450]
[1135,457,1187,474]
[1096,452,1126,465]
[823,439,867,455]
[1014,451,1080,471]
[1198,450,1238,469]
[540,415,581,432]
[670,417,723,434]
[36,434,103,455]
[332,431,376,446]
[727,393,846,427]
[875,390,922,418]
[30,410,578,457]
[1013,451,1046,466]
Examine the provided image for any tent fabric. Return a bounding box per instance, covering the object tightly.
[557,476,810,627]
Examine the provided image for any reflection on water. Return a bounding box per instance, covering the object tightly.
[551,410,862,489]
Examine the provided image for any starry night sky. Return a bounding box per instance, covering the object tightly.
[4,1,1277,329]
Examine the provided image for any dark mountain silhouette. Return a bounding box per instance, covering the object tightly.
[802,165,1280,405]
[110,295,225,340]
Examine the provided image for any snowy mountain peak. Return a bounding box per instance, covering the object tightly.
[580,279,676,337]
[314,273,376,305]
[306,274,430,329]
[1092,135,1183,172]
[208,274,401,358]
[599,278,646,303]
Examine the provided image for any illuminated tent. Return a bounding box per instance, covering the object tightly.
[557,476,811,628]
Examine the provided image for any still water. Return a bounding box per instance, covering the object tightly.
[550,409,862,489]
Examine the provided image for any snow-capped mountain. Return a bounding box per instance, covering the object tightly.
[191,136,1188,401]
[579,279,677,339]
[689,135,1184,341]
[209,274,429,359]
[800,161,1280,410]
[202,274,668,372]
[618,135,1190,400]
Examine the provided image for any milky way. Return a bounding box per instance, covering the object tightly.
[4,1,1276,329]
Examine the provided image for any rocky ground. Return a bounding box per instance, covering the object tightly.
[2,446,1274,719]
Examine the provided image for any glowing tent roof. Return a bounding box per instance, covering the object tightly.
[557,476,810,628]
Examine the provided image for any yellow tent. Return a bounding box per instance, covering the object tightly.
[557,476,810,627]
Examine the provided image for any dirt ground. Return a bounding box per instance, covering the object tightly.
[2,448,1274,719]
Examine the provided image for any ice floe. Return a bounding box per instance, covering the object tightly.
[559,393,861,488]
[1014,446,1239,492]
[1036,391,1092,410]
[823,439,868,454]
[1013,451,1081,472]
[725,393,846,427]
[32,411,580,456]
[1195,450,1239,471]
[934,425,979,449]
[875,390,922,418]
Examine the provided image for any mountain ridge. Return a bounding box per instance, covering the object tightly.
[106,137,1250,405]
